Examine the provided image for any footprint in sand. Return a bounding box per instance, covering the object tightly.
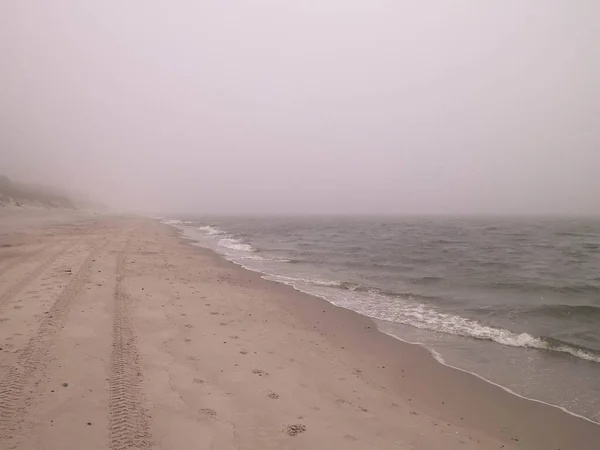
[193,378,205,384]
[285,424,306,436]
[200,408,217,417]
[252,369,268,376]
[239,350,248,355]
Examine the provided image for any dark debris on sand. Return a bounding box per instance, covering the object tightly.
[286,424,307,436]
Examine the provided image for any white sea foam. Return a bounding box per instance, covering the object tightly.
[406,306,598,363]
[267,274,342,287]
[217,238,255,252]
[235,255,269,261]
[161,219,183,225]
[261,275,600,364]
[198,225,225,236]
[344,295,600,364]
[234,255,292,263]
[188,223,257,253]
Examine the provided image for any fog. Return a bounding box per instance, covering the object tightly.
[1,1,598,215]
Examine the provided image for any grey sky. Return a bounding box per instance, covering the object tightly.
[1,1,598,215]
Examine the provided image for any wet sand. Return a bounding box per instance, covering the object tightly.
[0,212,598,449]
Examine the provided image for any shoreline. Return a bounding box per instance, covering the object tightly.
[175,222,600,427]
[387,331,600,426]
[168,222,600,449]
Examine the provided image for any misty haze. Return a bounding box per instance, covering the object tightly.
[1,3,599,450]
[2,2,598,215]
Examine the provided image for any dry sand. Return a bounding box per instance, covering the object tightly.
[0,212,598,449]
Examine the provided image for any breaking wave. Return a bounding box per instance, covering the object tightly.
[266,274,600,364]
[198,225,226,236]
[217,238,255,252]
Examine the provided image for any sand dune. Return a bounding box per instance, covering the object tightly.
[0,175,74,209]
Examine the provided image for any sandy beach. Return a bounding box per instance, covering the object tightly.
[0,211,598,450]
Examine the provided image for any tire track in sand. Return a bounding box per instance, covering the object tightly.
[108,235,152,450]
[0,241,74,309]
[0,237,110,447]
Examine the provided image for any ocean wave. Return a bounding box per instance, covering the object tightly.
[554,285,600,295]
[361,301,600,363]
[274,276,445,304]
[521,304,600,320]
[264,275,600,364]
[234,255,291,263]
[198,225,226,236]
[314,279,446,302]
[217,238,255,252]
[162,219,183,225]
[556,231,599,238]
[267,274,342,287]
[161,219,194,226]
[493,281,600,295]
[407,275,444,285]
[192,223,258,254]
